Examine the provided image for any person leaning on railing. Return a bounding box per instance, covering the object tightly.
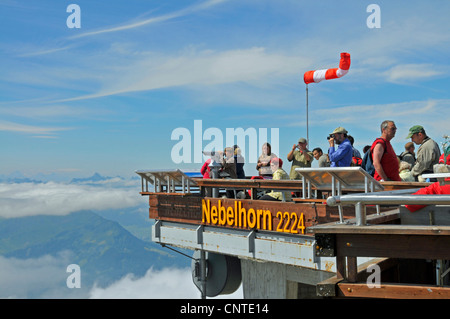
[259,157,292,202]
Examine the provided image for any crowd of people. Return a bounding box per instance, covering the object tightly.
[200,121,449,202]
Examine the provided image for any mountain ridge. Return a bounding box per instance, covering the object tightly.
[0,210,190,293]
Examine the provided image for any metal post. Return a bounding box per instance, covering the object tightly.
[355,202,365,226]
[331,176,335,197]
[308,180,311,199]
[209,159,221,198]
[166,176,170,193]
[302,176,306,199]
[200,250,207,299]
[370,181,380,215]
[337,180,344,224]
[306,84,309,145]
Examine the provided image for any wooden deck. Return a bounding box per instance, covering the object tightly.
[310,209,450,298]
[137,169,450,299]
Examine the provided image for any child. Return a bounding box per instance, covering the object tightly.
[399,161,415,182]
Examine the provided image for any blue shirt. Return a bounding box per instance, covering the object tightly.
[328,138,353,167]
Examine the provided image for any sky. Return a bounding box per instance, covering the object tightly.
[1,0,449,179]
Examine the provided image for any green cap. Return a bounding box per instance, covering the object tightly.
[406,125,424,138]
[331,127,348,135]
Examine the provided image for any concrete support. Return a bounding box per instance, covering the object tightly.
[240,259,333,299]
[241,259,290,299]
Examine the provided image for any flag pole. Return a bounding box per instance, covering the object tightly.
[306,84,309,145]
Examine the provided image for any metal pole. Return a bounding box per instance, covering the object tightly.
[327,194,450,206]
[200,250,207,299]
[355,202,365,226]
[306,84,309,145]
[209,159,221,198]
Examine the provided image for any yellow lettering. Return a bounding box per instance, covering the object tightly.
[203,200,300,234]
[263,210,272,230]
[247,208,256,228]
[226,206,234,226]
[202,199,211,223]
[283,212,290,232]
[211,205,218,224]
[276,211,283,232]
[234,201,238,226]
[238,201,246,228]
[256,209,263,229]
[218,200,227,225]
[290,212,298,234]
[298,213,305,234]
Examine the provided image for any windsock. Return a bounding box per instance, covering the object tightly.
[303,52,351,84]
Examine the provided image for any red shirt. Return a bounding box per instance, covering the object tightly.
[200,159,211,179]
[371,138,401,182]
[439,153,450,165]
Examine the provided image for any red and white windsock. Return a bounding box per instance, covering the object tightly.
[303,52,351,84]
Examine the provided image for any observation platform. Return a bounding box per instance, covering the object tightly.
[136,167,450,299]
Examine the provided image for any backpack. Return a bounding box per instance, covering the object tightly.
[398,151,416,162]
[352,156,363,166]
[361,138,386,176]
[361,150,375,176]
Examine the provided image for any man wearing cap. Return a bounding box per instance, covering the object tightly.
[328,127,353,167]
[407,125,441,181]
[287,137,314,179]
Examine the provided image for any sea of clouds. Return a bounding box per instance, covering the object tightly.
[0,177,144,218]
[0,177,243,299]
[0,253,242,298]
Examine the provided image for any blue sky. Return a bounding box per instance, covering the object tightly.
[1,0,449,179]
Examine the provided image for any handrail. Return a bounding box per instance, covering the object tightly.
[327,194,450,206]
[194,178,305,191]
[327,192,450,226]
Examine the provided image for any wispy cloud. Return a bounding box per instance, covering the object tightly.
[308,99,449,129]
[70,0,228,39]
[0,104,90,119]
[58,47,307,102]
[0,120,71,136]
[384,64,445,84]
[17,46,74,57]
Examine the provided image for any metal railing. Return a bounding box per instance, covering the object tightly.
[326,189,450,226]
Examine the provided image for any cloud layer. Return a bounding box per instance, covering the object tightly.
[0,252,87,298]
[89,266,243,299]
[0,180,145,218]
[0,254,243,299]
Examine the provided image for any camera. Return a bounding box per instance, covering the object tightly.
[203,151,216,156]
[202,151,222,162]
[327,134,334,140]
